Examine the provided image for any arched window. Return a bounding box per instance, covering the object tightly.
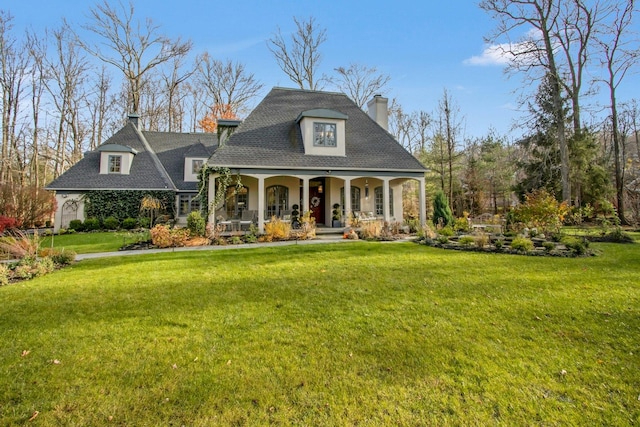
[225,186,248,218]
[374,186,394,216]
[266,185,288,217]
[340,186,361,213]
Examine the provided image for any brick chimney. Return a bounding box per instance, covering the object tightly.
[367,95,388,131]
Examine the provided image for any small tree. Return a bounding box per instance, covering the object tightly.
[511,189,569,235]
[140,195,163,227]
[432,191,454,227]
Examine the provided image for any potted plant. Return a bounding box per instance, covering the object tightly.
[291,204,300,229]
[332,203,342,228]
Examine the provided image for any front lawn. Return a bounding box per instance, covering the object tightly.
[1,241,638,425]
[40,231,148,254]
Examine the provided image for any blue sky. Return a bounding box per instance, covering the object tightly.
[7,0,639,140]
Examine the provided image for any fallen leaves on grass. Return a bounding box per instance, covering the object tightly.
[21,350,30,357]
[28,411,39,421]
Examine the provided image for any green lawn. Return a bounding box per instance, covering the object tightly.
[1,240,639,425]
[40,231,148,254]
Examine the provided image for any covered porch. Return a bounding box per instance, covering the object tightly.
[207,169,426,233]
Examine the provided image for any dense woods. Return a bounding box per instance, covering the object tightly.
[1,1,639,227]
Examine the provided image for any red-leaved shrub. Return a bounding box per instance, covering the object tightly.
[0,216,20,234]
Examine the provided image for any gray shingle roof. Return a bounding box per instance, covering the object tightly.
[145,131,217,191]
[46,124,218,192]
[47,88,425,193]
[46,123,173,191]
[208,87,426,172]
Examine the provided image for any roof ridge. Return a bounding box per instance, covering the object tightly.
[133,123,177,190]
[271,86,346,97]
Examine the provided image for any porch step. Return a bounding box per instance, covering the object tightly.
[315,226,345,235]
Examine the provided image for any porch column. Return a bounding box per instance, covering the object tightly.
[207,174,217,224]
[301,177,310,215]
[382,178,391,222]
[257,176,265,233]
[344,179,351,222]
[419,176,427,226]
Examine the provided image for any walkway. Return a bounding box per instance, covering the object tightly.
[75,233,351,261]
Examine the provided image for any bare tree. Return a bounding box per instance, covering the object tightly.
[197,53,263,118]
[37,26,91,177]
[76,0,192,115]
[26,31,47,187]
[86,65,118,150]
[388,99,431,155]
[161,52,197,132]
[388,99,416,153]
[0,11,30,185]
[438,89,464,209]
[330,63,390,108]
[184,81,208,133]
[595,0,638,224]
[139,74,165,131]
[480,0,570,203]
[267,16,326,90]
[555,0,609,135]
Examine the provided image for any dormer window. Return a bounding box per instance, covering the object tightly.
[184,157,208,182]
[314,123,337,147]
[109,155,122,173]
[192,159,204,174]
[296,109,348,156]
[98,144,137,175]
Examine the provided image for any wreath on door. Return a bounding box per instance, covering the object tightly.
[310,196,321,207]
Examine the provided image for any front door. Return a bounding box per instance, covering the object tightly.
[309,179,325,225]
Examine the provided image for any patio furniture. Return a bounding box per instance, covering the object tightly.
[217,213,233,231]
[240,210,256,230]
[468,213,504,233]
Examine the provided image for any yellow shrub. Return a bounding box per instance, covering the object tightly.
[359,221,382,239]
[264,217,291,241]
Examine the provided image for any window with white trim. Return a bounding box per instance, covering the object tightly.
[314,122,337,147]
[108,155,122,173]
[179,194,201,216]
[192,159,204,174]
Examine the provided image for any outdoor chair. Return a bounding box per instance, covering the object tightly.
[217,212,232,231]
[240,210,256,230]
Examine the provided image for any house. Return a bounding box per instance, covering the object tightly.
[47,87,427,232]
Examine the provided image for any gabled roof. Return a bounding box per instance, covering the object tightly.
[145,131,217,191]
[208,87,426,173]
[46,123,218,192]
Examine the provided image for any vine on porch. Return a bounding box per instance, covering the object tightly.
[197,165,243,219]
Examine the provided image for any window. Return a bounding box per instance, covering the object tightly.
[108,155,122,173]
[340,186,361,213]
[192,159,204,174]
[375,187,394,216]
[314,122,337,147]
[225,187,248,218]
[179,194,201,216]
[266,185,288,217]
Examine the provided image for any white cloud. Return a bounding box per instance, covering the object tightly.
[464,44,514,66]
[465,28,544,67]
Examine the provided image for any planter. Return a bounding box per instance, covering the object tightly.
[332,220,342,228]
